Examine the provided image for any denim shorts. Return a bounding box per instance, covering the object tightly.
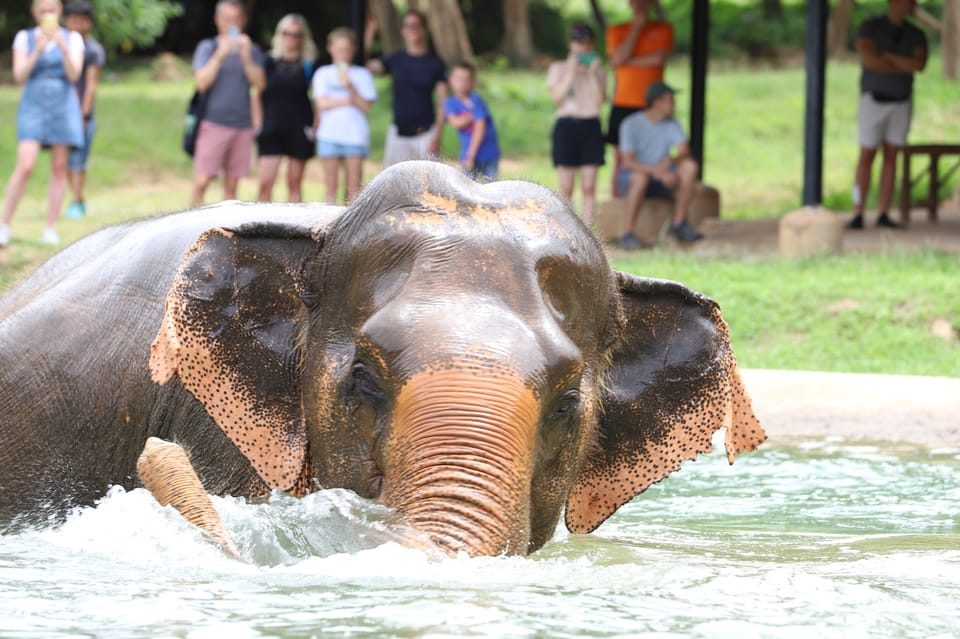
[317,139,369,159]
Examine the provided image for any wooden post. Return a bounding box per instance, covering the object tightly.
[945,1,960,80]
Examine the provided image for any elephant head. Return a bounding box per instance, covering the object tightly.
[150,161,764,557]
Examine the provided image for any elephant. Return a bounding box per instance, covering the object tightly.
[0,161,765,556]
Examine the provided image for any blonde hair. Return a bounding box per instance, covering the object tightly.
[270,13,318,62]
[326,26,357,48]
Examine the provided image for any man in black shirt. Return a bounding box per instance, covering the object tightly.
[848,0,927,230]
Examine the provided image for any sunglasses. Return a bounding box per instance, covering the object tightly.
[281,30,303,38]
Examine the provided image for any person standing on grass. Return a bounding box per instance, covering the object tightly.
[314,27,377,204]
[1,0,84,248]
[547,22,606,228]
[62,0,104,220]
[617,81,702,250]
[189,0,265,208]
[848,0,927,230]
[444,62,500,181]
[255,14,317,203]
[606,0,673,198]
[366,10,447,167]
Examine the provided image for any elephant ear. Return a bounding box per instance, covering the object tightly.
[150,223,319,492]
[565,273,765,534]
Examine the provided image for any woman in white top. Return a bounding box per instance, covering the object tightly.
[312,27,377,205]
[1,0,85,247]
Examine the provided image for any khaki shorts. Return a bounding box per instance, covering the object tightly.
[858,93,912,149]
[194,120,256,179]
[383,124,437,166]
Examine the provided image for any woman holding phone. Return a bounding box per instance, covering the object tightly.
[546,22,607,228]
[1,0,84,246]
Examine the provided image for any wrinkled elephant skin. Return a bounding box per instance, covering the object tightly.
[0,161,765,556]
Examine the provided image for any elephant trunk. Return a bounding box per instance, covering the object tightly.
[382,369,539,557]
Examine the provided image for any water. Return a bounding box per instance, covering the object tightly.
[2,436,958,639]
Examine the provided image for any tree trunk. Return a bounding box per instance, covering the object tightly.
[946,1,960,80]
[762,0,783,19]
[368,0,403,55]
[501,0,534,67]
[426,0,475,65]
[828,0,854,55]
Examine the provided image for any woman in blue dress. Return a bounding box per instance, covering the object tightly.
[1,0,84,247]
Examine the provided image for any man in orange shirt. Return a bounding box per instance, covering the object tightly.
[606,0,673,196]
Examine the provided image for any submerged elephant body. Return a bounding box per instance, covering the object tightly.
[0,162,765,555]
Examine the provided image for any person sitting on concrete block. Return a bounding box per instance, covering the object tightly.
[617,81,703,249]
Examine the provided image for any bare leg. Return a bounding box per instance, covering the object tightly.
[190,173,214,208]
[854,146,877,218]
[46,145,70,227]
[611,147,624,197]
[673,158,699,225]
[344,156,364,204]
[877,143,900,215]
[3,141,41,226]
[322,157,341,204]
[286,158,306,203]
[258,155,282,202]
[222,176,239,202]
[580,165,599,226]
[623,170,650,234]
[556,166,576,204]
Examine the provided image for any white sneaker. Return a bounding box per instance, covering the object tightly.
[40,226,59,246]
[0,224,9,247]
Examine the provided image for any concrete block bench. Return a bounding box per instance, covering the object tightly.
[596,183,720,244]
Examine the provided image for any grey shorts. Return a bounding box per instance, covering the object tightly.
[858,93,912,149]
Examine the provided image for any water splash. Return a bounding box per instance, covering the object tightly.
[1,441,958,638]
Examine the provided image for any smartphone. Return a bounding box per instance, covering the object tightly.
[227,26,240,38]
[41,13,59,31]
[577,52,597,65]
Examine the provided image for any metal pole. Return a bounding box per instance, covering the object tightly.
[348,0,366,65]
[690,0,709,181]
[802,0,828,206]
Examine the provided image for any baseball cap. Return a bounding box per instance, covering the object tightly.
[64,1,94,17]
[645,81,678,105]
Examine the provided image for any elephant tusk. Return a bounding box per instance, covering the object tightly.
[137,437,241,560]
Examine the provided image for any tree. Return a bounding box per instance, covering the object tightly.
[827,0,854,55]
[92,0,183,52]
[368,0,402,55]
[426,0,474,64]
[501,0,533,66]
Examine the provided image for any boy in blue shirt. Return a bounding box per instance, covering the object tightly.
[444,62,500,181]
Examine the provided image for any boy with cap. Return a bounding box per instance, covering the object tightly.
[617,81,702,249]
[63,0,105,219]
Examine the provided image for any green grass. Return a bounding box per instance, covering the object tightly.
[0,57,957,377]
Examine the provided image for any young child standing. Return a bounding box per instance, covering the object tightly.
[63,0,105,219]
[443,62,500,181]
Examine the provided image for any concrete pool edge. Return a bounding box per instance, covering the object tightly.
[740,369,960,449]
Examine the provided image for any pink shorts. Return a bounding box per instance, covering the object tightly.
[193,120,256,179]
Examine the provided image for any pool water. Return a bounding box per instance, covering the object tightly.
[2,437,958,638]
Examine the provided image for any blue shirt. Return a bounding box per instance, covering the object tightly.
[443,92,500,163]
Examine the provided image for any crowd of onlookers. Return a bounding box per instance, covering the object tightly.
[2,0,927,249]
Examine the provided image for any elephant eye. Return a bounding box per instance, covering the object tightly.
[548,389,580,421]
[350,364,384,405]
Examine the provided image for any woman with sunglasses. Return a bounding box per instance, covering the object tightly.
[256,13,318,202]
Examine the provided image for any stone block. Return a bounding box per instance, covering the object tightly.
[778,206,843,258]
[597,183,721,244]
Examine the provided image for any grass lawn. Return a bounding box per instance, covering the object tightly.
[0,55,957,377]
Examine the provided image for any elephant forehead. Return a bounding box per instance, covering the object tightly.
[379,194,594,254]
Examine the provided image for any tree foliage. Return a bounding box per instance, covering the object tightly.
[90,0,183,53]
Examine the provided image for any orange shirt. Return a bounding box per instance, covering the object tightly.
[606,20,674,108]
